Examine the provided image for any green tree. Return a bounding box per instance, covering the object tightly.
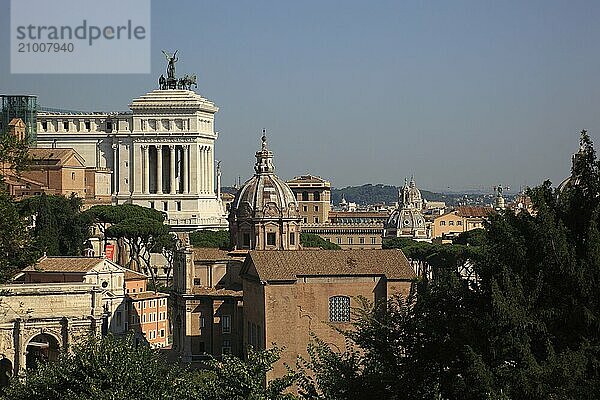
[1,334,199,400]
[189,229,232,249]
[0,192,36,282]
[197,347,297,400]
[300,233,341,250]
[298,131,600,399]
[17,193,90,257]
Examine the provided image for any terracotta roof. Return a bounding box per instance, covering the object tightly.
[23,256,103,273]
[246,249,415,282]
[28,148,85,167]
[193,248,231,261]
[128,291,169,300]
[330,211,389,218]
[8,118,25,127]
[123,269,147,281]
[455,206,494,218]
[191,287,243,297]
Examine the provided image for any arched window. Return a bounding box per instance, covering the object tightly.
[329,296,350,322]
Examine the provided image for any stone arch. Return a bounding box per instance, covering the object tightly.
[0,357,12,388]
[25,332,61,371]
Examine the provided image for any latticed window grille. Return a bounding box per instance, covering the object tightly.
[329,296,350,322]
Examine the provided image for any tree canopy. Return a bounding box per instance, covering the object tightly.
[295,130,600,399]
[300,233,341,250]
[189,230,232,250]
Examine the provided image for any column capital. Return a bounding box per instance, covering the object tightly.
[156,144,163,150]
[141,144,148,150]
[169,144,176,151]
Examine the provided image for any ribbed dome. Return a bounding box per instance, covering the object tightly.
[385,208,425,231]
[385,176,427,239]
[230,134,299,220]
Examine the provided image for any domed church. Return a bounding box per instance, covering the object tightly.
[384,176,428,239]
[229,132,302,250]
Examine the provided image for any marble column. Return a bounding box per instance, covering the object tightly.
[156,145,163,194]
[169,145,176,194]
[142,145,149,194]
[182,145,189,194]
[112,144,119,194]
[208,147,214,194]
[200,146,206,193]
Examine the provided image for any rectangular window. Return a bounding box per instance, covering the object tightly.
[222,339,231,355]
[160,329,165,338]
[200,316,205,328]
[457,220,463,226]
[222,315,231,333]
[449,221,454,226]
[303,217,307,223]
[85,121,91,130]
[163,202,168,211]
[193,278,201,286]
[440,221,446,226]
[267,232,276,246]
[314,205,319,212]
[243,233,251,247]
[106,121,113,131]
[63,121,68,130]
[149,201,155,209]
[176,201,182,211]
[41,121,48,131]
[314,217,319,223]
[359,237,365,244]
[303,205,308,212]
[289,232,295,245]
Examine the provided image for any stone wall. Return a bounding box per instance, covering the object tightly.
[0,283,103,377]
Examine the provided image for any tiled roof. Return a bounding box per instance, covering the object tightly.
[23,256,103,273]
[191,287,243,297]
[28,148,85,167]
[123,269,147,281]
[128,291,169,300]
[193,248,231,261]
[455,206,494,218]
[247,249,415,281]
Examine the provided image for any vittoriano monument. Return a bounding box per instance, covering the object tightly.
[159,50,197,90]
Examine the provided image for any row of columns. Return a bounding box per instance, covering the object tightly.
[136,144,213,195]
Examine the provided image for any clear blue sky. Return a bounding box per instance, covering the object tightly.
[2,0,600,192]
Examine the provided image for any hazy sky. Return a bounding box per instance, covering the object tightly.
[2,0,600,192]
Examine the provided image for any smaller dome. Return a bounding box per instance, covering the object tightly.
[386,208,425,231]
[230,134,299,220]
[385,176,427,239]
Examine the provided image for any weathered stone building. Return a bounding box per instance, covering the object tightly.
[241,249,415,379]
[0,282,103,380]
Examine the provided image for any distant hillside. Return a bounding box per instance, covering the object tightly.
[223,184,463,206]
[330,184,451,205]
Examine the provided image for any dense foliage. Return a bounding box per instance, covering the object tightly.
[296,131,600,399]
[18,193,91,257]
[0,192,35,282]
[300,233,341,250]
[1,335,295,400]
[189,230,232,250]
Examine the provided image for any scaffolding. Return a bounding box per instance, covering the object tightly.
[1,94,38,143]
